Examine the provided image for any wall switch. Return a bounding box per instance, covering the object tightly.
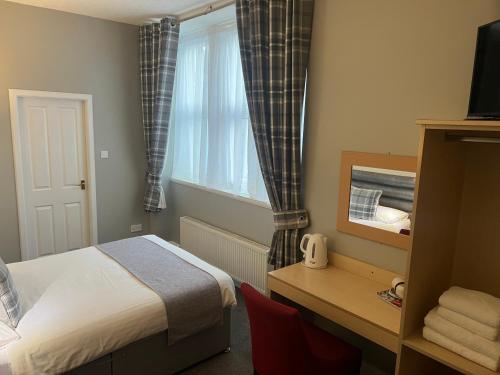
[130,224,143,233]
[100,150,109,159]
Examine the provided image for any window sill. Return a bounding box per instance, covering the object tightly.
[170,178,272,210]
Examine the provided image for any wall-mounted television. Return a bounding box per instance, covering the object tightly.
[468,19,500,119]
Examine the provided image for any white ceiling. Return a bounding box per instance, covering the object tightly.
[4,0,217,25]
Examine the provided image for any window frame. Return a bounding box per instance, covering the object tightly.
[170,177,272,209]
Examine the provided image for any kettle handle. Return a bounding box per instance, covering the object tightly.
[300,234,311,254]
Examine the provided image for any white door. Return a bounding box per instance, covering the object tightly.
[16,97,90,259]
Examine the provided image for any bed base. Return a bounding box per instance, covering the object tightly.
[67,307,232,375]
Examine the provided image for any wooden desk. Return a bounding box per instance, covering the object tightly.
[268,253,402,353]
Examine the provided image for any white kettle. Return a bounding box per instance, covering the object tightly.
[300,233,328,269]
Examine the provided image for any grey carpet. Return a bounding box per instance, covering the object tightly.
[178,287,253,375]
[178,288,392,375]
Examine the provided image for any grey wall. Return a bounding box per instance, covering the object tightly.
[150,181,274,247]
[0,0,148,262]
[1,0,498,371]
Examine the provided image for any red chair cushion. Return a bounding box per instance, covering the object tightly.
[241,283,362,375]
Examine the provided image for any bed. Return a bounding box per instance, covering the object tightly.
[0,235,236,375]
[349,217,411,234]
[351,168,415,213]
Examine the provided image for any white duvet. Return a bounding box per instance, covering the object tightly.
[1,235,236,375]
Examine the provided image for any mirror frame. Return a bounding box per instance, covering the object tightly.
[336,151,417,250]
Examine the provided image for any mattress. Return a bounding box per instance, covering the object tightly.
[0,235,236,375]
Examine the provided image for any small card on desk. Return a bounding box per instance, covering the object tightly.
[377,289,402,309]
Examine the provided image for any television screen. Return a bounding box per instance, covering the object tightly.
[468,20,500,119]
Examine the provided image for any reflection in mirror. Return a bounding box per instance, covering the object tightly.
[348,166,416,236]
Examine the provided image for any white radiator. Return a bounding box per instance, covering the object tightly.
[180,216,270,293]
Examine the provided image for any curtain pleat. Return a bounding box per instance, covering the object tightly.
[139,17,179,212]
[236,0,314,268]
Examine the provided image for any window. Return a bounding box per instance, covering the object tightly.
[169,6,268,204]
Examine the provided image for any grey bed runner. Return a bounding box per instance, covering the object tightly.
[96,237,223,345]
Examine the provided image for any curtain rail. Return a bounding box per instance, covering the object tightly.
[146,0,235,24]
[178,0,236,22]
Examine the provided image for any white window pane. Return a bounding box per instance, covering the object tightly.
[170,6,269,205]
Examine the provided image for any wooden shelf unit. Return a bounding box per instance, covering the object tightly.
[397,120,500,374]
[403,333,499,375]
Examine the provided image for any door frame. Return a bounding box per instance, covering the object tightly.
[9,89,98,260]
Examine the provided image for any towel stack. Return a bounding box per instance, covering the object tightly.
[423,286,500,372]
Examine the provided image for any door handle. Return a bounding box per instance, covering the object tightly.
[80,180,86,190]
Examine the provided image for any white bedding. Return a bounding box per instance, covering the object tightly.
[1,235,236,375]
[349,217,411,233]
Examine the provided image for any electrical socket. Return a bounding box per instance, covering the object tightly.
[130,224,143,233]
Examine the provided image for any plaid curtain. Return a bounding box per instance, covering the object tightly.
[139,17,179,212]
[236,0,314,268]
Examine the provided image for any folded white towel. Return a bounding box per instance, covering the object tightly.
[439,286,500,328]
[423,327,499,371]
[425,307,500,361]
[437,306,499,341]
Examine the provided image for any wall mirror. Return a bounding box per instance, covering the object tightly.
[337,151,417,250]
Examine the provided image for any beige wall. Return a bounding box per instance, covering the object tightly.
[305,0,500,275]
[0,1,148,262]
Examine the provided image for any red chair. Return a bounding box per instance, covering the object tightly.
[241,283,362,375]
